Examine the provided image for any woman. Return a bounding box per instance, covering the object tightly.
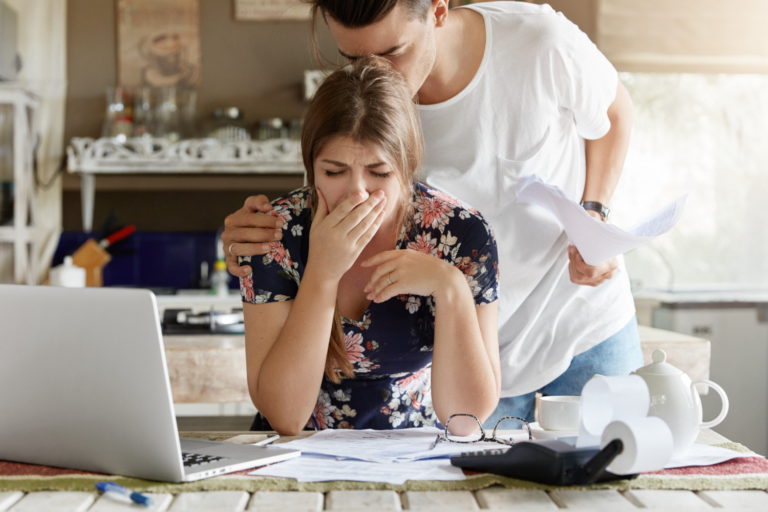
[240,59,500,435]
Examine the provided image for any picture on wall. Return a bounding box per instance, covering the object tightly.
[234,0,312,21]
[117,0,202,88]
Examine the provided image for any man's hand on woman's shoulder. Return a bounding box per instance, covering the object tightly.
[222,195,284,278]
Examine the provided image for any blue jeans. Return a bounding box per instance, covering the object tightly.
[483,316,643,428]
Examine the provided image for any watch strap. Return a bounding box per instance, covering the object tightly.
[580,201,610,220]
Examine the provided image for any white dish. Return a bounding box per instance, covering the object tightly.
[528,422,578,440]
[538,395,581,431]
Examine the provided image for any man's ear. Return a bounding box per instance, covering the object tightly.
[432,0,449,28]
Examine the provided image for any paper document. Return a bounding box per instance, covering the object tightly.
[274,427,526,463]
[249,454,465,485]
[516,176,687,266]
[253,426,753,484]
[665,444,758,469]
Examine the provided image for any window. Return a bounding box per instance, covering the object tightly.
[612,73,768,288]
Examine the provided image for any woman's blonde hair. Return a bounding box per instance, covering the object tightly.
[301,57,424,383]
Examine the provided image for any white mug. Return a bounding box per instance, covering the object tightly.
[538,396,581,431]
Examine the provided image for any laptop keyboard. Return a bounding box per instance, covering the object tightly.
[182,452,230,468]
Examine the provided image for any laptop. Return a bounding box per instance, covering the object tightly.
[0,285,300,482]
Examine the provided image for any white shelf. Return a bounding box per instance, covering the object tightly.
[67,137,305,174]
[66,137,306,231]
[0,225,35,243]
[0,84,39,284]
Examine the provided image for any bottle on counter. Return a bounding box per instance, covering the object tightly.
[211,260,231,297]
[49,256,86,288]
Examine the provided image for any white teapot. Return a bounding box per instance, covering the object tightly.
[632,349,729,455]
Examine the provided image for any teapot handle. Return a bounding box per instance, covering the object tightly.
[692,379,729,429]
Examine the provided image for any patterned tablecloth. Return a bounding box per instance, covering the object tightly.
[1,430,766,493]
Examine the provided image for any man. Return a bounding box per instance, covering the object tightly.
[222,0,638,425]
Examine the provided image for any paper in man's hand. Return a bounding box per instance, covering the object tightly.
[515,176,687,266]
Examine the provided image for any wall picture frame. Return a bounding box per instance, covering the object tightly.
[233,0,312,21]
[117,0,202,89]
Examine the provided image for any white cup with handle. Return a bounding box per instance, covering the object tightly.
[538,396,581,432]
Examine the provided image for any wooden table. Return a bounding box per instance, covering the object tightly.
[2,429,765,511]
[5,488,768,511]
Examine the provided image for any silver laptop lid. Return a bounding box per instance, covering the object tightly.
[0,285,185,482]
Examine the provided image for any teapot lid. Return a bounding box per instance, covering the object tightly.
[634,349,682,376]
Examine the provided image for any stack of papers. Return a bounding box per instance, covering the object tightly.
[249,427,529,483]
[250,454,465,485]
[247,426,756,484]
[271,427,525,463]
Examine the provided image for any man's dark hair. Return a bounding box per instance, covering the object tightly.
[311,0,432,27]
[307,0,432,67]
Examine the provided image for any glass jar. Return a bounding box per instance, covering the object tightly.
[155,86,180,142]
[206,107,250,142]
[102,86,133,142]
[133,87,154,138]
[180,89,198,139]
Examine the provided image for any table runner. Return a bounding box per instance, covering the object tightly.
[2,434,766,493]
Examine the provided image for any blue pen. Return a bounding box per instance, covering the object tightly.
[95,482,153,507]
[310,412,320,431]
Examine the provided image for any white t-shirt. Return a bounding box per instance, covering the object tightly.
[418,2,636,397]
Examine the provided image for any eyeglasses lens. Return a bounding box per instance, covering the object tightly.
[444,414,484,443]
[492,416,530,445]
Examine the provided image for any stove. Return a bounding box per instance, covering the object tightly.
[162,308,244,335]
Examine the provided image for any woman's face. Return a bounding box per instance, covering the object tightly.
[313,135,403,229]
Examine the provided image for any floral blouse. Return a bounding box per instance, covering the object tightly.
[240,182,499,430]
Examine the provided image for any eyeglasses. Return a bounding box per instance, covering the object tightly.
[436,414,532,447]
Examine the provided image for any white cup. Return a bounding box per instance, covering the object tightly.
[538,396,581,431]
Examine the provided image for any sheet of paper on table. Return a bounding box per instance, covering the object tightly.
[253,444,755,483]
[273,427,529,463]
[516,175,687,266]
[249,454,465,485]
[665,443,759,469]
[256,427,756,483]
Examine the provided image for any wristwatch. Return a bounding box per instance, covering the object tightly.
[580,201,610,220]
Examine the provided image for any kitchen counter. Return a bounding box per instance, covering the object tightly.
[165,335,249,404]
[634,284,768,306]
[163,326,710,404]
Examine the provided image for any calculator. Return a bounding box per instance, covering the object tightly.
[450,438,635,486]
